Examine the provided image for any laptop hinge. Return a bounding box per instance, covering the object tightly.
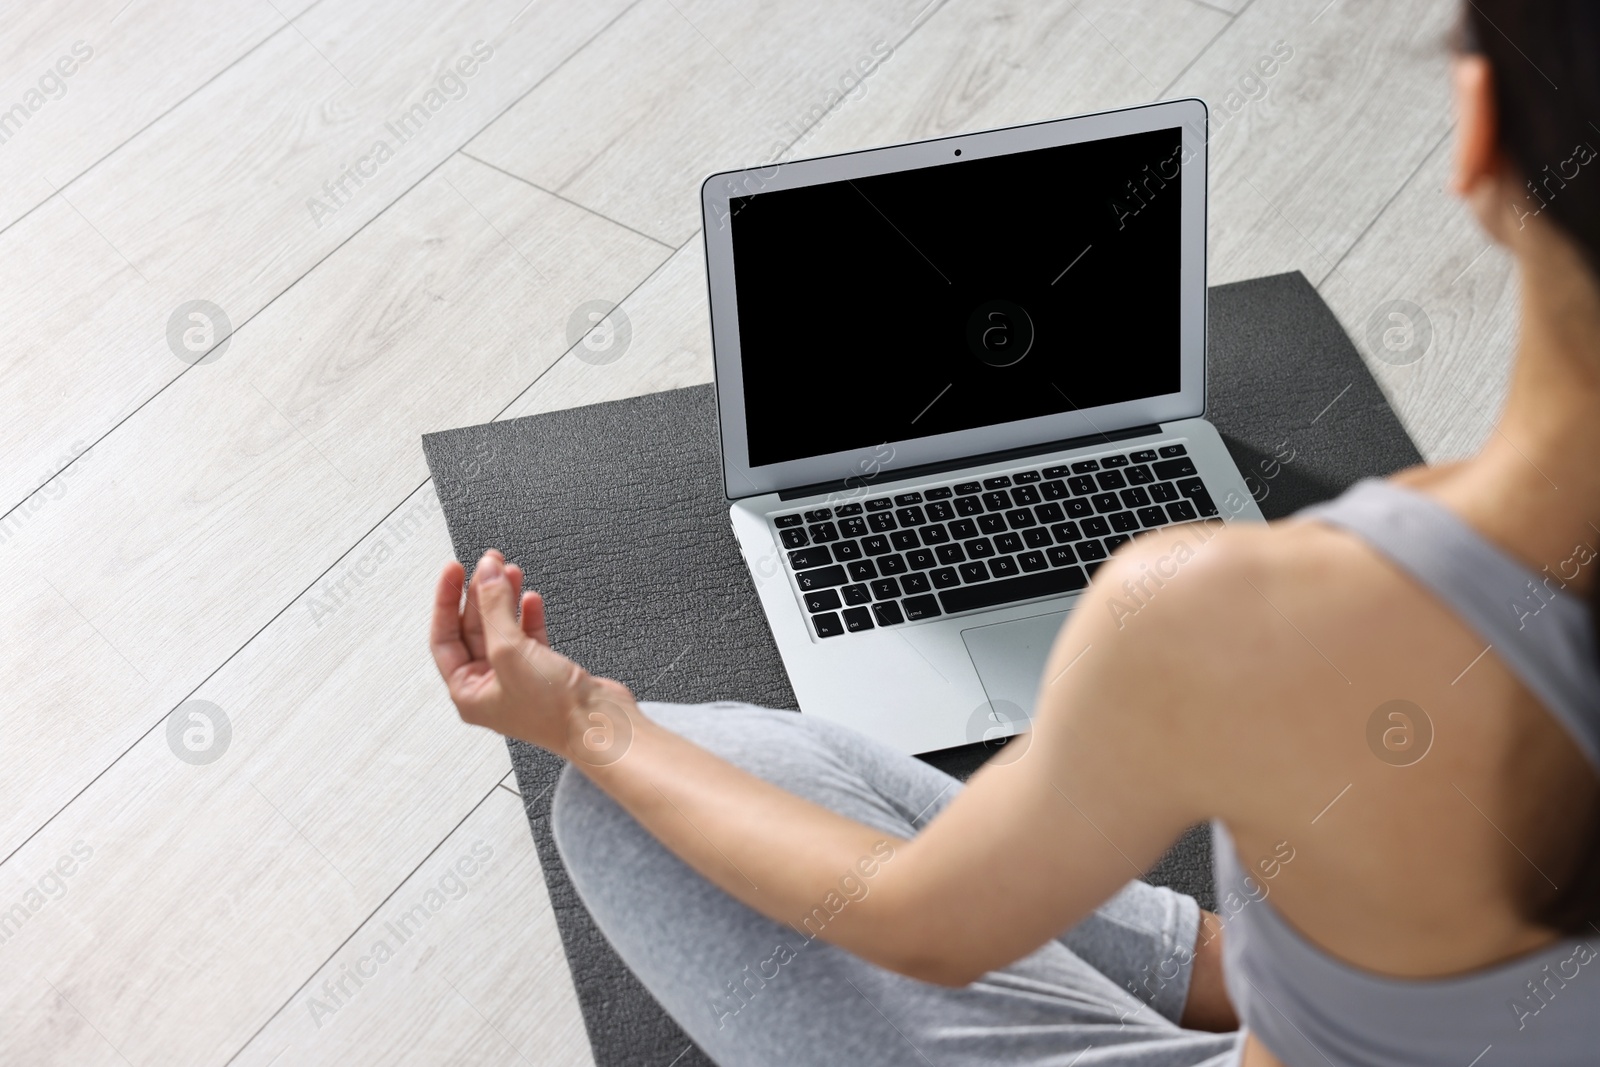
[776,423,1165,501]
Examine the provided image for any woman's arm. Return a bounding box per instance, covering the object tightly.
[431,543,1222,985]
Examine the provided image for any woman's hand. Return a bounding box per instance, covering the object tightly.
[429,549,638,764]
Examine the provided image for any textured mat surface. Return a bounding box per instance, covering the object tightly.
[420,271,1423,1067]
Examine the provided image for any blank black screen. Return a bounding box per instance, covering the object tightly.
[730,126,1184,469]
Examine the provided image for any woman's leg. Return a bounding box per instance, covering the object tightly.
[552,701,1241,1067]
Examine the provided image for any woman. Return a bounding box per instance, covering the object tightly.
[429,3,1600,1062]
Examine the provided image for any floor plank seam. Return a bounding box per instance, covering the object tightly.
[218,779,509,1067]
[456,149,677,250]
[1316,123,1456,290]
[1159,0,1257,99]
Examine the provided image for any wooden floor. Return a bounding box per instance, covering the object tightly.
[0,0,1508,1063]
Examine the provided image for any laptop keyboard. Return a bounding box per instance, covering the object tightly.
[773,443,1219,639]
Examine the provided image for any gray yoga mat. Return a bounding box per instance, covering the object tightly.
[421,271,1423,1067]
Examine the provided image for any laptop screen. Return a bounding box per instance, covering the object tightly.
[728,126,1184,470]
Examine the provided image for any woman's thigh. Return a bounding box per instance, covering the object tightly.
[552,701,1241,1067]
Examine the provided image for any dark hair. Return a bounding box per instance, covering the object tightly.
[1462,0,1600,935]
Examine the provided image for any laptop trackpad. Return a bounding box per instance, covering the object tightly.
[960,610,1070,727]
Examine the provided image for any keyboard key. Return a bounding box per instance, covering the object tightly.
[1150,482,1179,503]
[1042,465,1070,479]
[895,492,924,506]
[775,514,803,528]
[1076,540,1108,561]
[872,601,905,626]
[1167,500,1199,522]
[891,530,921,551]
[833,540,863,561]
[990,555,1020,577]
[983,491,1012,511]
[1063,499,1092,519]
[978,514,1007,534]
[878,554,909,575]
[1082,516,1110,537]
[1047,545,1076,567]
[788,547,832,570]
[1019,551,1048,572]
[983,476,1013,489]
[1035,502,1065,524]
[926,501,955,522]
[907,548,937,570]
[1101,454,1129,468]
[1159,444,1188,457]
[781,528,809,548]
[954,481,982,495]
[920,524,951,545]
[810,521,840,542]
[1010,485,1041,506]
[903,594,942,620]
[925,486,954,500]
[1071,460,1100,474]
[1153,457,1197,480]
[812,612,844,638]
[1120,487,1151,509]
[805,589,842,612]
[843,606,874,632]
[1042,479,1070,500]
[1013,470,1042,483]
[868,512,897,533]
[1130,449,1158,463]
[866,498,894,511]
[938,565,1088,614]
[835,502,863,516]
[931,567,961,589]
[1176,478,1219,515]
[995,533,1024,554]
[950,518,978,540]
[902,572,932,595]
[871,578,902,600]
[1085,560,1104,579]
[896,506,927,526]
[959,561,991,583]
[804,508,833,522]
[936,543,966,565]
[1125,464,1155,485]
[862,535,892,556]
[1068,476,1097,496]
[839,517,868,538]
[843,583,872,606]
[1024,528,1053,548]
[848,560,878,582]
[1137,506,1169,528]
[1110,511,1140,533]
[1051,522,1082,542]
[1005,508,1036,529]
[1091,492,1121,514]
[797,565,848,590]
[1095,470,1127,491]
[955,496,984,517]
[964,537,996,559]
[1105,534,1132,552]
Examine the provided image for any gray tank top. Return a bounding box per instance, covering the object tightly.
[1212,477,1600,1065]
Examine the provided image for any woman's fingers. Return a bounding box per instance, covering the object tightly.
[429,561,470,678]
[522,591,550,645]
[461,550,501,661]
[473,552,522,661]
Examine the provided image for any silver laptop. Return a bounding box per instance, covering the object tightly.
[701,99,1264,755]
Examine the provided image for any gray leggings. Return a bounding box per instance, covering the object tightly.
[552,701,1243,1067]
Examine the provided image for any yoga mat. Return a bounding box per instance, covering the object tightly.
[421,271,1423,1067]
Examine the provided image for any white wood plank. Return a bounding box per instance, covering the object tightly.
[0,0,634,515]
[0,0,316,230]
[791,0,1226,158]
[1316,140,1518,464]
[230,791,591,1067]
[463,0,956,246]
[1163,0,1459,285]
[0,153,668,863]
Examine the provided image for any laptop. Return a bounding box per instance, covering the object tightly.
[700,99,1264,756]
